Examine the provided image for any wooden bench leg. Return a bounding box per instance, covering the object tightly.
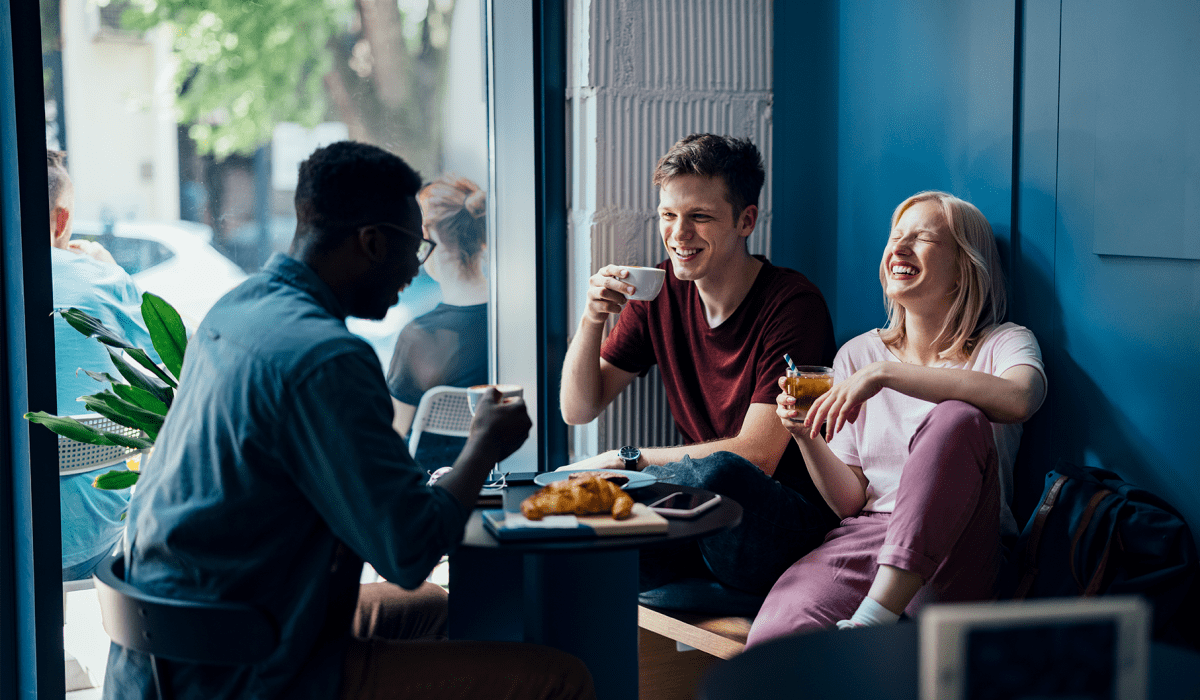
[638,626,723,700]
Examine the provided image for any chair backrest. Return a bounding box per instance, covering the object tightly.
[408,386,473,458]
[59,413,146,475]
[93,552,278,665]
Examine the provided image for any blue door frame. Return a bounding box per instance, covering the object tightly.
[2,0,68,697]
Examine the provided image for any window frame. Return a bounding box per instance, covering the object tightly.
[0,1,568,694]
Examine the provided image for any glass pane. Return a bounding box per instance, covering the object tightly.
[41,0,489,686]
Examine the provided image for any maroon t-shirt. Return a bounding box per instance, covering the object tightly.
[601,257,836,496]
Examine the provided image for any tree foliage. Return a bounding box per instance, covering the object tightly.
[121,0,457,174]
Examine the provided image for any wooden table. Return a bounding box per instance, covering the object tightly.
[449,481,742,700]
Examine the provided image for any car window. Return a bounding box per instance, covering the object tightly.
[77,234,175,276]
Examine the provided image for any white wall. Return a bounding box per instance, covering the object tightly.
[440,0,488,186]
[60,0,179,222]
[566,0,774,459]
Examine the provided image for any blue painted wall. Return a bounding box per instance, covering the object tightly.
[774,0,1200,534]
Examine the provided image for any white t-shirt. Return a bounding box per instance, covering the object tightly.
[826,323,1046,537]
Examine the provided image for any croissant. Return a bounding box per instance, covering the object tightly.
[521,472,635,520]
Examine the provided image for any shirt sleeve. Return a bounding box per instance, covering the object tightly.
[983,325,1048,412]
[750,292,835,405]
[280,347,469,589]
[600,300,657,375]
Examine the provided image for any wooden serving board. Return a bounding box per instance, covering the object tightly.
[482,503,669,540]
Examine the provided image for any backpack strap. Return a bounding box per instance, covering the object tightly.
[1070,488,1116,595]
[1013,475,1069,599]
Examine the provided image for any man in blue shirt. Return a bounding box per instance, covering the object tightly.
[103,142,594,700]
[48,149,152,582]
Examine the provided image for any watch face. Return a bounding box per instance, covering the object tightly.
[619,446,639,461]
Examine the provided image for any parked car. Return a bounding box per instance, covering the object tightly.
[73,220,248,328]
[73,219,444,369]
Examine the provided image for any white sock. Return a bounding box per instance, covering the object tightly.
[836,596,900,629]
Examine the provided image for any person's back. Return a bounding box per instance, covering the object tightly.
[107,256,464,698]
[48,150,155,581]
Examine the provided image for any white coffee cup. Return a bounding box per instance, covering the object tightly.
[620,266,666,301]
[467,384,524,413]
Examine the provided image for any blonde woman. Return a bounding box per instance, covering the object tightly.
[746,191,1047,644]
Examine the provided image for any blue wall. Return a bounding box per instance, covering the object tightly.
[774,0,1200,533]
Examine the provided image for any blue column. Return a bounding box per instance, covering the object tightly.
[1,0,68,697]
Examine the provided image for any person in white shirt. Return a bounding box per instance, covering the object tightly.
[746,191,1047,645]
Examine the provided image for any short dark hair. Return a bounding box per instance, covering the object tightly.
[47,149,72,211]
[294,141,422,253]
[652,134,765,218]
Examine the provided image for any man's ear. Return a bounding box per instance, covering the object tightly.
[357,225,388,263]
[737,204,759,237]
[50,206,71,246]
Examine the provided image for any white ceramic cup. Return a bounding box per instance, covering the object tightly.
[467,384,524,414]
[620,266,666,301]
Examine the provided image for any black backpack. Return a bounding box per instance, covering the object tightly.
[1002,461,1200,648]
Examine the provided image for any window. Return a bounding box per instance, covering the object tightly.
[4,0,554,692]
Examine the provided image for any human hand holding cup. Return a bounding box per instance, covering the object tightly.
[467,385,530,471]
[467,384,523,414]
[784,366,834,416]
[617,266,665,301]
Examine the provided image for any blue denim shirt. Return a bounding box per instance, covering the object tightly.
[52,247,155,574]
[104,254,468,700]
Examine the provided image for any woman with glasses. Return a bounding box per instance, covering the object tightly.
[386,175,488,468]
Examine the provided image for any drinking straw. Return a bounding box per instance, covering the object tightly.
[783,354,796,371]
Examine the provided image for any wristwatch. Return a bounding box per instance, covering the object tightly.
[618,445,641,470]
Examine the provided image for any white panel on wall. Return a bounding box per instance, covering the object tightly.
[567,0,774,460]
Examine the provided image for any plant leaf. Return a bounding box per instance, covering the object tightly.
[81,368,121,386]
[112,384,169,416]
[125,347,178,389]
[107,348,173,408]
[58,308,136,349]
[81,391,165,441]
[93,470,139,490]
[24,412,113,445]
[97,431,154,450]
[25,411,154,449]
[142,293,187,380]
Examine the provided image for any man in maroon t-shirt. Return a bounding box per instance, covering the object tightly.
[560,133,839,595]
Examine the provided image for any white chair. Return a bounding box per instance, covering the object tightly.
[407,386,473,459]
[61,413,146,593]
[59,412,146,475]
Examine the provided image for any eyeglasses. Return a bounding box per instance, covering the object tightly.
[368,222,436,265]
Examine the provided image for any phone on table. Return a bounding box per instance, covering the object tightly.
[647,491,721,518]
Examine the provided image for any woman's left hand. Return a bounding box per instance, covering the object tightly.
[804,362,887,439]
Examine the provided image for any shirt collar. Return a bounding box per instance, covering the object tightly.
[263,253,349,320]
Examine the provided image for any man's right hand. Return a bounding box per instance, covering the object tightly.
[468,389,532,464]
[583,264,636,325]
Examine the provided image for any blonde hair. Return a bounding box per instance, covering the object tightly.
[878,191,1006,360]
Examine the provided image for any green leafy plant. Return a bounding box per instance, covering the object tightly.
[24,292,188,490]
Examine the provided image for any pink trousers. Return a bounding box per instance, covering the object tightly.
[745,400,1001,647]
